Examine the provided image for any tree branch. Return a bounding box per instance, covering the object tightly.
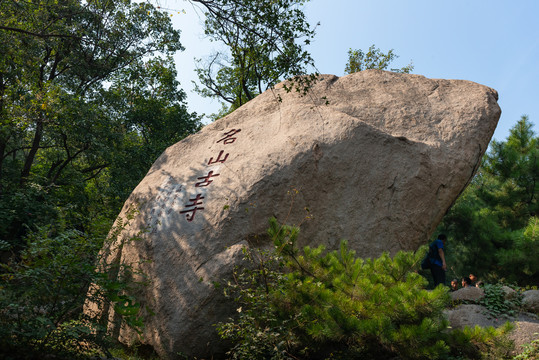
[0,25,79,39]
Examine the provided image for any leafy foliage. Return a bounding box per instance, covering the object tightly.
[446,323,515,360]
[0,0,201,357]
[513,337,539,360]
[344,44,414,74]
[217,218,521,359]
[97,56,202,211]
[0,0,200,249]
[193,0,317,118]
[477,284,522,319]
[0,207,146,359]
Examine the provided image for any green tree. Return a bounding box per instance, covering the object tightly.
[0,0,199,247]
[482,115,538,227]
[344,44,414,74]
[98,57,202,212]
[0,2,201,354]
[193,0,317,117]
[0,0,181,184]
[439,116,538,285]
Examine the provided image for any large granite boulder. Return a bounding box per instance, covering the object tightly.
[87,70,500,358]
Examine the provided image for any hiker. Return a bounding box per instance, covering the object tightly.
[469,273,478,286]
[429,234,447,287]
[461,276,472,288]
[450,279,459,291]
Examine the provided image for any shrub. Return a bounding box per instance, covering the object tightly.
[447,323,514,359]
[0,207,147,359]
[478,283,522,319]
[217,217,452,359]
[513,336,539,360]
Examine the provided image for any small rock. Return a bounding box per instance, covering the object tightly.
[522,290,539,314]
[445,304,494,329]
[501,285,517,300]
[509,315,539,355]
[451,286,485,302]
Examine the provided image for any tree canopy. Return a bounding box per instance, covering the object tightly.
[193,0,318,118]
[344,45,414,74]
[0,0,201,247]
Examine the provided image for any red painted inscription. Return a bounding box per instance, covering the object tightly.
[195,170,220,187]
[208,150,229,165]
[217,129,241,144]
[180,194,205,222]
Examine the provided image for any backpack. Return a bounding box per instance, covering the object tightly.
[420,242,438,270]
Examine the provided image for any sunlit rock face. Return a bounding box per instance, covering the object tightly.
[87,70,500,358]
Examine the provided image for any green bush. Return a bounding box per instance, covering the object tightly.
[0,227,101,358]
[217,217,454,359]
[439,116,539,286]
[513,336,539,360]
[0,208,147,359]
[478,283,522,319]
[217,218,520,359]
[447,323,514,359]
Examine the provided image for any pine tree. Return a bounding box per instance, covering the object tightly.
[218,217,452,359]
[440,115,539,285]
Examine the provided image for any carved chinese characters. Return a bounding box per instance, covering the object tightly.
[179,194,205,222]
[208,150,229,165]
[178,129,241,222]
[140,128,241,229]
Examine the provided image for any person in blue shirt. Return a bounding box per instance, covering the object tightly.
[429,234,447,287]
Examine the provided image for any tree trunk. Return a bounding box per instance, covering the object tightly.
[0,72,5,188]
[20,118,43,185]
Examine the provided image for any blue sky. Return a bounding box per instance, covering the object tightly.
[171,0,539,142]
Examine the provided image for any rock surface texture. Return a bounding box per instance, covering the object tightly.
[450,286,485,302]
[445,305,539,356]
[88,70,501,358]
[522,290,539,314]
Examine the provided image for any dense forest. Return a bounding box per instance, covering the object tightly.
[0,0,537,359]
